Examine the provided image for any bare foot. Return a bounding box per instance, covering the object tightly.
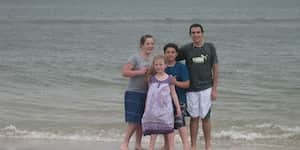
[183,144,190,150]
[134,146,146,150]
[120,143,128,150]
[159,145,168,150]
[190,146,197,150]
[205,147,212,150]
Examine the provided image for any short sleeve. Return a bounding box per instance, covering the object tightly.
[127,55,137,65]
[179,64,190,81]
[168,75,175,86]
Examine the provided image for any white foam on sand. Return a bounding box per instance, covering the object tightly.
[1,123,300,142]
[0,125,121,142]
[1,124,300,150]
[214,122,300,140]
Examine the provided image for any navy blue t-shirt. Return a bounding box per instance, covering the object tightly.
[165,62,189,104]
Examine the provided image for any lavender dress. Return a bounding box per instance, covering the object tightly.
[142,75,174,135]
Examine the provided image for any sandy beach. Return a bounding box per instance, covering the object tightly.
[1,138,298,150]
[1,0,299,150]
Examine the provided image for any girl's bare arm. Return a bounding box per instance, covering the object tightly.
[170,84,181,117]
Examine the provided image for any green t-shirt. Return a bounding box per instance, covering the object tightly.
[177,42,218,91]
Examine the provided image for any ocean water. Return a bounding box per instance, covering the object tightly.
[0,0,300,149]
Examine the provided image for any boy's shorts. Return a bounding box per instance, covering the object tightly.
[174,103,187,129]
[186,88,212,119]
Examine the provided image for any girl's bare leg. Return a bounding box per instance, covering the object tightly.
[178,126,190,150]
[160,134,169,150]
[120,123,137,150]
[149,134,157,150]
[167,132,175,150]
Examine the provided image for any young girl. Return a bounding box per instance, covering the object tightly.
[142,55,181,150]
[120,34,155,150]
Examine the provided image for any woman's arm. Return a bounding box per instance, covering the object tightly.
[122,63,147,77]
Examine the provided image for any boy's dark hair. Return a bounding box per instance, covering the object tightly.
[189,23,204,35]
[163,43,178,53]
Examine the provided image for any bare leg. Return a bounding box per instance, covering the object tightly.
[202,118,212,150]
[190,117,199,150]
[178,126,190,150]
[149,134,157,150]
[167,132,175,150]
[134,125,143,150]
[120,123,137,150]
[160,134,169,150]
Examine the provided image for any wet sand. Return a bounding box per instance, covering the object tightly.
[0,138,297,150]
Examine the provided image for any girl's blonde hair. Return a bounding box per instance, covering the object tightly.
[147,55,167,78]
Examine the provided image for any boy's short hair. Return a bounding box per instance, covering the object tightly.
[163,43,178,53]
[189,23,204,35]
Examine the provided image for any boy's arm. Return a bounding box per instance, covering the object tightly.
[170,64,190,89]
[173,79,190,89]
[212,64,219,100]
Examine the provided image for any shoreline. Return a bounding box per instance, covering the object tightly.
[0,138,298,150]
